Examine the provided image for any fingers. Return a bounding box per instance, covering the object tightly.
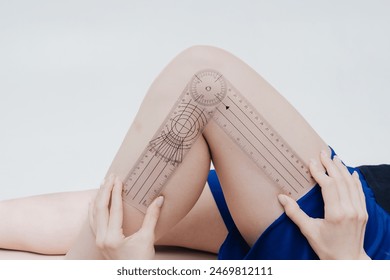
[107,177,124,237]
[352,171,367,211]
[88,198,96,234]
[332,155,358,204]
[309,157,329,186]
[310,151,367,221]
[89,176,164,259]
[95,175,115,244]
[309,153,340,208]
[138,196,164,239]
[352,171,369,224]
[318,150,341,179]
[89,174,124,247]
[310,153,349,201]
[278,194,312,236]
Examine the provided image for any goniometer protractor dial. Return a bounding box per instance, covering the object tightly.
[190,70,227,107]
[148,102,208,164]
[170,103,208,144]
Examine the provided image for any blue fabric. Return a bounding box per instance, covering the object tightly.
[207,158,390,260]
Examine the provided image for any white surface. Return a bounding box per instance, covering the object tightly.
[1,0,389,200]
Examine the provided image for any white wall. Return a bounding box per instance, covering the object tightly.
[1,0,389,200]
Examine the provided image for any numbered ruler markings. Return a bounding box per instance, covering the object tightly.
[123,69,227,213]
[213,85,314,198]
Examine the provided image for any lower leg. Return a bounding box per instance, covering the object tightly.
[1,46,329,256]
[0,177,225,255]
[0,190,95,255]
[0,47,229,256]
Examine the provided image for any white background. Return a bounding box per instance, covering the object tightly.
[1,0,389,200]
[0,260,389,279]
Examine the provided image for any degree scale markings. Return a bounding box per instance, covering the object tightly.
[212,83,315,198]
[123,69,315,213]
[123,69,227,213]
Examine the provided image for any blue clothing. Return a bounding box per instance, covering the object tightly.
[207,160,390,260]
[359,164,390,214]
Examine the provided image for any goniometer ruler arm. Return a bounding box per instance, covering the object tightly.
[212,81,315,199]
[122,70,227,213]
[123,69,315,214]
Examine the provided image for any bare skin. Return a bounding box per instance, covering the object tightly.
[279,152,370,260]
[64,45,329,259]
[88,152,369,260]
[0,46,368,259]
[89,174,165,260]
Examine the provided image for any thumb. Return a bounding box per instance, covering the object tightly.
[278,194,312,235]
[139,196,164,236]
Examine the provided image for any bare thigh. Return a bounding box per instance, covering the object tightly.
[157,182,227,253]
[65,46,329,258]
[198,46,329,246]
[1,47,330,256]
[104,46,226,240]
[106,45,329,247]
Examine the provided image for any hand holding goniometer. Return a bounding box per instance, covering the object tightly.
[278,152,370,260]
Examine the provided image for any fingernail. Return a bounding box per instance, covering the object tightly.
[278,194,288,206]
[155,196,164,207]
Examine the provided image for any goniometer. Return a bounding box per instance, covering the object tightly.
[123,69,315,213]
[122,69,226,212]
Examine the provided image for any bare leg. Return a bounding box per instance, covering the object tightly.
[0,190,95,255]
[66,46,225,258]
[1,46,329,257]
[197,46,329,245]
[96,45,328,249]
[0,183,226,255]
[156,182,227,253]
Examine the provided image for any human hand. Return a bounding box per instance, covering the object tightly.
[89,174,164,260]
[278,151,370,260]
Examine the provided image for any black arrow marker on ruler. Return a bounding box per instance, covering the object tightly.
[214,94,230,110]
